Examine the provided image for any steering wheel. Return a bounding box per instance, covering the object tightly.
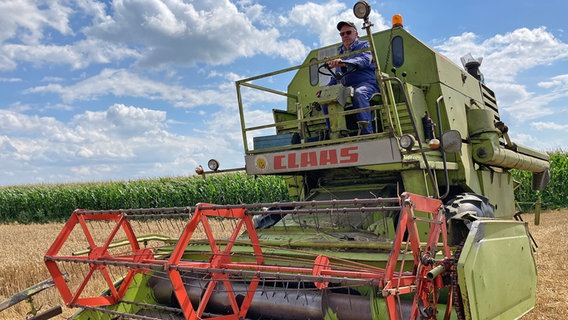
[318,61,358,82]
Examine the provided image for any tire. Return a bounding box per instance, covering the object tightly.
[445,192,495,219]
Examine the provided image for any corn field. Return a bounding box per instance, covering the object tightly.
[0,172,290,223]
[0,151,565,224]
[511,150,568,210]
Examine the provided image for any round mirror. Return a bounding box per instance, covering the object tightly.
[441,130,462,153]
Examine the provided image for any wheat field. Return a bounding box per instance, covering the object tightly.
[0,210,566,320]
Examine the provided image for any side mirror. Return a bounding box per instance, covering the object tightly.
[441,130,462,153]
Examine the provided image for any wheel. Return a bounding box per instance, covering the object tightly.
[445,192,495,247]
[445,192,495,219]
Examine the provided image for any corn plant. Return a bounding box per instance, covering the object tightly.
[0,173,289,224]
[511,150,567,210]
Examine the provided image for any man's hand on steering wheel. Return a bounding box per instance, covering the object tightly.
[318,60,358,82]
[327,59,345,68]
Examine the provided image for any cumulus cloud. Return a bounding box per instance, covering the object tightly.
[490,82,555,121]
[0,0,77,69]
[0,1,138,70]
[1,0,311,70]
[437,27,568,83]
[0,0,73,44]
[25,68,235,108]
[288,0,388,46]
[538,74,568,91]
[2,40,139,70]
[83,0,309,67]
[26,67,291,115]
[0,105,229,185]
[73,103,167,138]
[531,121,568,132]
[436,27,568,123]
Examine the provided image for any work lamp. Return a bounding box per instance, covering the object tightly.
[353,1,371,20]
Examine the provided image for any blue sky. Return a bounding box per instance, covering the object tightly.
[0,0,567,186]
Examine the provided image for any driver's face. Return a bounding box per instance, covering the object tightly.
[339,26,357,48]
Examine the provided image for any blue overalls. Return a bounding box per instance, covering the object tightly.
[325,39,379,134]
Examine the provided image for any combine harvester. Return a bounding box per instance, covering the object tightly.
[45,2,550,319]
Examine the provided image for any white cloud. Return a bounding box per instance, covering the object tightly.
[531,121,568,132]
[73,103,167,138]
[0,136,18,154]
[490,82,555,121]
[0,109,59,133]
[509,132,538,146]
[0,105,230,184]
[0,0,79,70]
[436,27,568,123]
[1,39,139,70]
[26,67,293,115]
[538,74,568,90]
[0,0,137,70]
[0,0,73,44]
[25,68,234,108]
[288,0,388,47]
[436,27,568,83]
[0,1,310,71]
[484,28,568,82]
[493,75,568,122]
[0,54,17,70]
[238,2,266,25]
[74,0,108,24]
[82,0,309,67]
[0,77,20,82]
[508,128,567,152]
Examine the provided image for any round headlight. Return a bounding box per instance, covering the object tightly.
[353,1,371,20]
[400,134,416,149]
[208,159,220,171]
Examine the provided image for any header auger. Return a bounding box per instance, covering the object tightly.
[46,1,548,319]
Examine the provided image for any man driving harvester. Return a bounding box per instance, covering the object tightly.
[322,21,379,135]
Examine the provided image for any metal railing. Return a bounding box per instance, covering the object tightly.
[235,50,402,155]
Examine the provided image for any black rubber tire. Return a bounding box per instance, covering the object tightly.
[445,192,495,219]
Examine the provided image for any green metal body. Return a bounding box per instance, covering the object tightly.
[234,23,548,320]
[238,25,549,216]
[69,274,156,320]
[457,220,537,320]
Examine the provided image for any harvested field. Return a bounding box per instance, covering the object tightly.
[524,209,568,320]
[0,210,566,319]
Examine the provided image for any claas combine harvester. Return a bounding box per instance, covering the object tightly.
[45,2,550,319]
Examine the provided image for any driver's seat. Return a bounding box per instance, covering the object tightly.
[370,93,383,133]
[344,92,383,135]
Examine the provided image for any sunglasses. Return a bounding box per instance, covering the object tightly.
[339,30,354,37]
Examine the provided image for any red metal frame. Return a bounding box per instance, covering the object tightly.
[383,193,452,319]
[166,204,263,320]
[45,193,453,320]
[44,210,153,307]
